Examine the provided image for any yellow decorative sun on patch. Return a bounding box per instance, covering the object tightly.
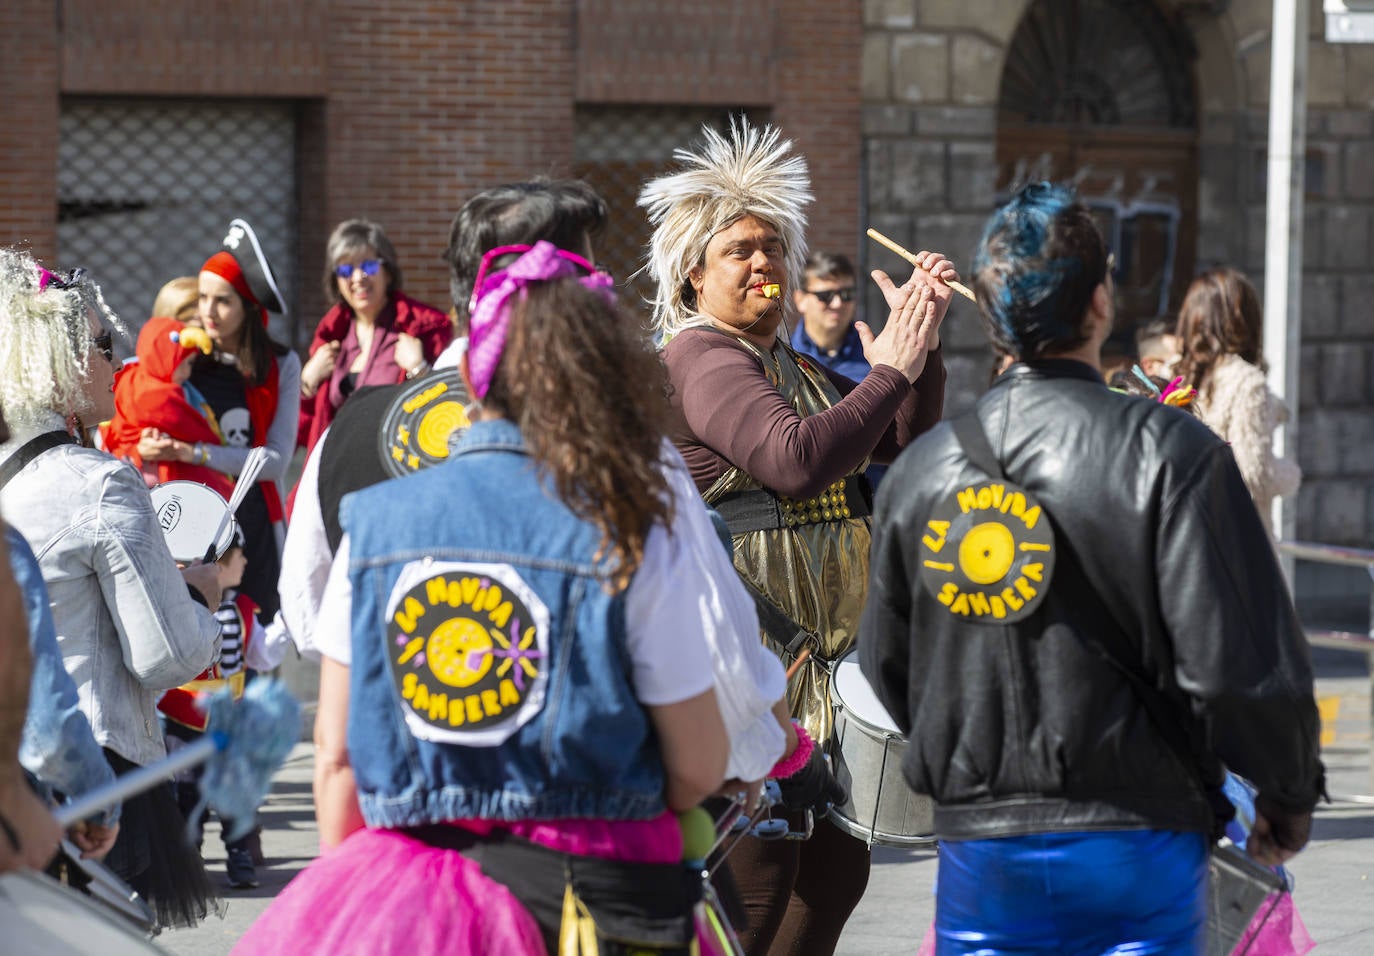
[426,617,493,689]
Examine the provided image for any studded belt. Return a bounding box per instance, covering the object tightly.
[711,475,872,535]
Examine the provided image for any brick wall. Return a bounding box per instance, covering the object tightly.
[4,1,862,327]
[774,0,865,260]
[313,0,578,322]
[59,0,327,96]
[0,0,60,259]
[575,0,863,271]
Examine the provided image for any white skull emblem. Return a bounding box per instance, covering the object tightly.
[221,408,252,448]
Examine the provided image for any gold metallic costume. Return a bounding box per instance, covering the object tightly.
[701,338,871,747]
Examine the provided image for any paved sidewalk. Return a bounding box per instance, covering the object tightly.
[157,659,1374,955]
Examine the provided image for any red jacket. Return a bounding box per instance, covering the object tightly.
[102,316,235,498]
[297,291,452,453]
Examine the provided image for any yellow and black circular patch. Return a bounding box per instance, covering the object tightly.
[918,481,1055,624]
[385,561,549,745]
[378,369,472,479]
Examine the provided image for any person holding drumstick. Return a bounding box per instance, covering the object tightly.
[0,249,222,924]
[639,118,952,956]
[860,183,1323,955]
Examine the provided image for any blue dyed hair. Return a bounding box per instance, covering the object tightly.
[971,182,1109,360]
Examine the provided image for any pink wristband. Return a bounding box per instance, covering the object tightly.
[770,722,814,780]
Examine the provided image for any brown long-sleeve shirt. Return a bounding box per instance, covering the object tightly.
[662,328,945,499]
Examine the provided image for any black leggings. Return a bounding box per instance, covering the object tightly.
[720,816,871,956]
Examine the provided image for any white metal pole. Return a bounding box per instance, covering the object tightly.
[1264,0,1308,555]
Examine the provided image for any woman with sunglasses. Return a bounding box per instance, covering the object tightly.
[236,240,729,955]
[0,248,223,926]
[297,219,452,454]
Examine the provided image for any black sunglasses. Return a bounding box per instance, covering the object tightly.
[805,286,857,304]
[93,331,114,363]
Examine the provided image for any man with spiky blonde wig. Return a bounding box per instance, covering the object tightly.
[640,118,957,955]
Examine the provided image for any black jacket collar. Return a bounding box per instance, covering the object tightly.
[997,357,1105,387]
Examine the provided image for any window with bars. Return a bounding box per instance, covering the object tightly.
[58,97,300,350]
[572,105,767,322]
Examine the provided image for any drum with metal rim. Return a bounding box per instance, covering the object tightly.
[149,480,236,564]
[827,650,935,847]
[0,868,163,955]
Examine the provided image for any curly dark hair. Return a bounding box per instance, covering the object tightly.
[482,279,673,593]
[1173,267,1264,399]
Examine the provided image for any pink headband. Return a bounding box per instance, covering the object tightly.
[466,241,614,398]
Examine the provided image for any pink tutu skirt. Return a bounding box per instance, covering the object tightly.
[234,815,682,956]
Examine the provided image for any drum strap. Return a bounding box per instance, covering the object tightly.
[949,412,1003,481]
[739,576,819,660]
[0,430,75,492]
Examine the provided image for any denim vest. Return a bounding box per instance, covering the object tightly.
[341,419,666,828]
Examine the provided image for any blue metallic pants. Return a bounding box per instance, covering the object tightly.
[935,829,1208,955]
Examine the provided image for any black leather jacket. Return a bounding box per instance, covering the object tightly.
[860,360,1325,840]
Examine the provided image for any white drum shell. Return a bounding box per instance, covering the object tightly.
[827,651,935,848]
[149,480,235,564]
[0,870,163,955]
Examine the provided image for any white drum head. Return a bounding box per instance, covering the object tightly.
[831,650,902,734]
[0,870,161,954]
[150,480,236,564]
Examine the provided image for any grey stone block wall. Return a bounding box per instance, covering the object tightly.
[861,0,1374,547]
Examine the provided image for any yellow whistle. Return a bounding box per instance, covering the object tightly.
[760,283,781,299]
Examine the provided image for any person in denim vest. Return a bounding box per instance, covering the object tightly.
[0,405,63,876]
[7,524,119,860]
[238,242,730,955]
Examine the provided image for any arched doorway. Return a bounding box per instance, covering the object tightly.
[996,0,1199,352]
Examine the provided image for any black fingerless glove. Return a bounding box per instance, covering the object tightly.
[776,747,847,814]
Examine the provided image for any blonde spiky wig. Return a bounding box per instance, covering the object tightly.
[0,247,126,427]
[638,117,812,340]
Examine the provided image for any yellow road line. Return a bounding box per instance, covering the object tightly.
[1318,694,1341,747]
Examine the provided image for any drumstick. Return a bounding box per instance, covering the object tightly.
[56,679,300,831]
[202,446,268,563]
[785,647,812,680]
[865,228,976,302]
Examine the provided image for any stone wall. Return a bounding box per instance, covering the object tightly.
[863,0,1374,546]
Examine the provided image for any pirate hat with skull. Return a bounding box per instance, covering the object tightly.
[201,219,287,323]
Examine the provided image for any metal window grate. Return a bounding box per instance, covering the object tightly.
[58,97,300,349]
[573,105,767,320]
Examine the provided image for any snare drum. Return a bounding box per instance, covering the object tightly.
[53,839,157,935]
[149,480,236,564]
[0,869,163,955]
[1206,844,1288,956]
[828,650,935,847]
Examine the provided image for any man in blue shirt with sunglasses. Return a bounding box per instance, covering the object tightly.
[788,251,868,382]
[790,251,888,488]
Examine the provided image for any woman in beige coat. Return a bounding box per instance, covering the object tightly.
[1175,267,1301,535]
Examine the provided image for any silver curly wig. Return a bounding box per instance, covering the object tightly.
[0,247,125,425]
[638,117,812,340]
